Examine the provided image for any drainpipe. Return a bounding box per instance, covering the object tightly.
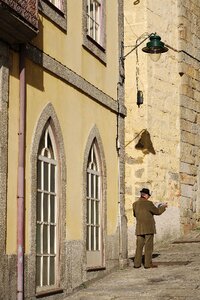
[117,40,127,268]
[17,44,26,300]
[117,0,127,268]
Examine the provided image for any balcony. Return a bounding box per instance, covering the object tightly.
[0,0,38,45]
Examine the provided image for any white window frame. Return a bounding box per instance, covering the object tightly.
[86,142,101,251]
[86,140,104,268]
[83,0,106,63]
[36,124,59,291]
[87,0,102,45]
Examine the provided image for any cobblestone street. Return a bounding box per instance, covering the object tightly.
[65,232,200,300]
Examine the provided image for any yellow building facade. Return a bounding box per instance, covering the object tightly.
[0,0,127,298]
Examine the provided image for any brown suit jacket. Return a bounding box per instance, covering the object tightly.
[132,197,166,235]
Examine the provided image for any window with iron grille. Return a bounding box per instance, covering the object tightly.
[36,124,59,290]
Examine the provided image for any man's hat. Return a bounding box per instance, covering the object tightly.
[140,188,151,196]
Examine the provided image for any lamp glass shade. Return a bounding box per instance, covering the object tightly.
[149,53,161,62]
[142,34,168,55]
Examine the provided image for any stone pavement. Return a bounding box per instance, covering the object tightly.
[64,231,200,300]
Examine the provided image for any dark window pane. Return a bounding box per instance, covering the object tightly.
[50,165,55,192]
[91,226,94,250]
[96,176,99,199]
[44,162,48,191]
[88,149,92,168]
[91,174,94,198]
[87,172,89,197]
[43,256,48,286]
[44,149,49,157]
[91,200,94,224]
[47,133,54,159]
[96,201,99,225]
[86,199,90,224]
[93,152,97,169]
[43,225,48,254]
[96,227,100,250]
[50,195,55,223]
[50,257,55,285]
[37,160,42,189]
[38,131,45,155]
[93,175,96,199]
[36,224,41,254]
[50,225,55,254]
[43,193,48,222]
[90,2,93,13]
[37,192,42,221]
[36,256,41,287]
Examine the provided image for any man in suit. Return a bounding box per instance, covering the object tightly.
[132,188,167,269]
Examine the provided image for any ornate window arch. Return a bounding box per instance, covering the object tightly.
[86,139,101,252]
[83,125,106,269]
[28,103,66,295]
[36,122,58,289]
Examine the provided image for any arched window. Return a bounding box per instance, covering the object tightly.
[36,123,58,289]
[86,139,103,267]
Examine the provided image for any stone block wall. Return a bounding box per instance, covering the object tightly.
[125,0,200,255]
[178,0,200,233]
[124,0,185,255]
[145,0,180,209]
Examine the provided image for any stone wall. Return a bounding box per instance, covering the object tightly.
[125,0,200,255]
[124,0,183,255]
[178,0,200,233]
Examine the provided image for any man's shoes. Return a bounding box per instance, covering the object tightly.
[144,264,158,269]
[134,265,141,268]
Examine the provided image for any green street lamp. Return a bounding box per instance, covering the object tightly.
[123,32,168,61]
[122,32,169,106]
[142,34,168,62]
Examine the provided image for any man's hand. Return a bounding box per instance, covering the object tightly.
[157,202,168,208]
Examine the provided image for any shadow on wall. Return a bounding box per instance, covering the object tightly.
[135,129,156,155]
[25,17,44,92]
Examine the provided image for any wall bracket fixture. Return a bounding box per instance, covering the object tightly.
[121,32,168,107]
[123,32,168,61]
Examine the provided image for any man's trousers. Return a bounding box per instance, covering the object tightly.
[134,234,154,268]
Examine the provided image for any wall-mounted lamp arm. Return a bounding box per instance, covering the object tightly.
[123,32,155,60]
[120,32,169,108]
